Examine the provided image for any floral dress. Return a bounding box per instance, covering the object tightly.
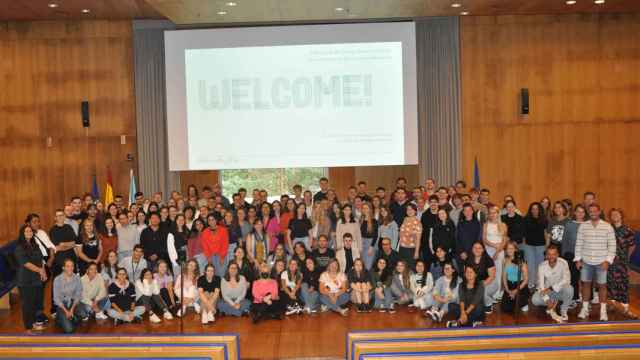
[607,225,636,303]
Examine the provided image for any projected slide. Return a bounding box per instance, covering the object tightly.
[165,23,418,170]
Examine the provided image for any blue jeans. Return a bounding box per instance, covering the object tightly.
[532,286,574,313]
[448,302,486,325]
[209,255,225,277]
[320,293,350,312]
[78,297,110,316]
[523,244,546,288]
[217,298,251,317]
[361,238,376,271]
[56,301,83,334]
[374,287,393,309]
[194,253,208,273]
[301,283,320,310]
[224,243,238,273]
[580,263,607,285]
[107,306,146,322]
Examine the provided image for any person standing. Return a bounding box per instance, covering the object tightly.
[116,212,140,261]
[575,203,616,321]
[522,203,548,290]
[15,225,47,333]
[606,208,636,316]
[49,209,79,315]
[398,204,422,270]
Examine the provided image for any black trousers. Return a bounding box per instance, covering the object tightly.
[562,252,580,300]
[19,285,43,330]
[251,300,284,322]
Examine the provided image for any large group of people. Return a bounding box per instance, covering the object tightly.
[13,177,637,333]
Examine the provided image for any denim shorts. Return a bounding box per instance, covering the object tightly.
[580,262,607,285]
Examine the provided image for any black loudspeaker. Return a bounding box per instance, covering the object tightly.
[81,101,90,127]
[520,88,529,116]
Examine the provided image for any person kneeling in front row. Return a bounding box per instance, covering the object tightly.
[532,245,573,323]
[108,267,145,325]
[53,259,84,333]
[80,262,110,321]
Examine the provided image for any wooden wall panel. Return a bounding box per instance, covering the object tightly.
[0,20,136,242]
[328,167,355,200]
[179,171,219,196]
[460,14,640,223]
[355,165,420,194]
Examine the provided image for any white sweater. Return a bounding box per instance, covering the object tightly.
[135,279,160,299]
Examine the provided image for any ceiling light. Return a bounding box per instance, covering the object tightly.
[81,9,91,13]
[451,3,462,8]
[594,0,605,4]
[48,3,58,8]
[225,2,237,6]
[217,10,227,15]
[335,7,344,12]
[460,11,470,15]
[566,0,576,4]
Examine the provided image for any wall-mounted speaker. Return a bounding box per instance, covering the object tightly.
[520,88,529,116]
[81,101,90,127]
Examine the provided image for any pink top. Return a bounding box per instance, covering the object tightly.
[263,216,281,251]
[252,279,279,303]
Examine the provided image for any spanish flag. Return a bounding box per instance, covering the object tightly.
[104,166,114,206]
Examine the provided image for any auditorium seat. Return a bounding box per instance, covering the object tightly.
[347,320,640,360]
[0,334,239,360]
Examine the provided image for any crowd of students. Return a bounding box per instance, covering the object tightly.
[13,178,637,333]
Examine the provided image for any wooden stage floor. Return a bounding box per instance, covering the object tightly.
[1,286,639,359]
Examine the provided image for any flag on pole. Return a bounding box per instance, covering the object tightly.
[104,166,114,206]
[473,156,481,189]
[91,174,100,201]
[128,169,137,206]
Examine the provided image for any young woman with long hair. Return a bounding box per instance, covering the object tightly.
[218,262,251,317]
[15,225,47,333]
[390,260,413,310]
[154,260,178,313]
[135,268,173,323]
[360,202,379,271]
[287,203,314,252]
[319,259,350,316]
[371,258,393,312]
[348,258,372,312]
[281,258,304,315]
[607,208,636,317]
[77,220,103,275]
[501,242,530,314]
[446,265,485,328]
[522,202,548,290]
[483,206,508,303]
[398,204,422,270]
[174,259,200,317]
[426,261,460,323]
[197,263,221,324]
[411,260,434,310]
[377,206,399,252]
[336,204,362,255]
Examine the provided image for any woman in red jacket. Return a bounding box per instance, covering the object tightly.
[201,214,229,277]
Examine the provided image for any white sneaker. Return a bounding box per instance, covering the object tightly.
[547,309,564,323]
[578,305,590,320]
[163,311,174,320]
[285,306,297,316]
[339,308,349,317]
[600,308,608,322]
[591,293,600,304]
[149,313,161,324]
[320,305,329,313]
[194,303,201,314]
[561,311,569,322]
[521,305,529,313]
[201,312,208,324]
[208,311,215,323]
[95,311,108,320]
[304,307,312,314]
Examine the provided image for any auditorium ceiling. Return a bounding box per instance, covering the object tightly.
[0,0,639,23]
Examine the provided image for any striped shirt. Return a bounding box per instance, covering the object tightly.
[575,220,616,265]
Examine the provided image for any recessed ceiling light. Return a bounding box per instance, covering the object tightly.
[451,3,462,8]
[594,0,605,4]
[566,0,576,4]
[460,11,470,15]
[217,10,227,15]
[335,7,344,12]
[48,3,58,8]
[226,2,237,6]
[81,9,91,13]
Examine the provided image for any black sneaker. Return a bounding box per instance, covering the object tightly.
[484,306,493,314]
[132,316,143,324]
[446,320,459,328]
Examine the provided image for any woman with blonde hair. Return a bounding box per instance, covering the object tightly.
[483,205,508,302]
